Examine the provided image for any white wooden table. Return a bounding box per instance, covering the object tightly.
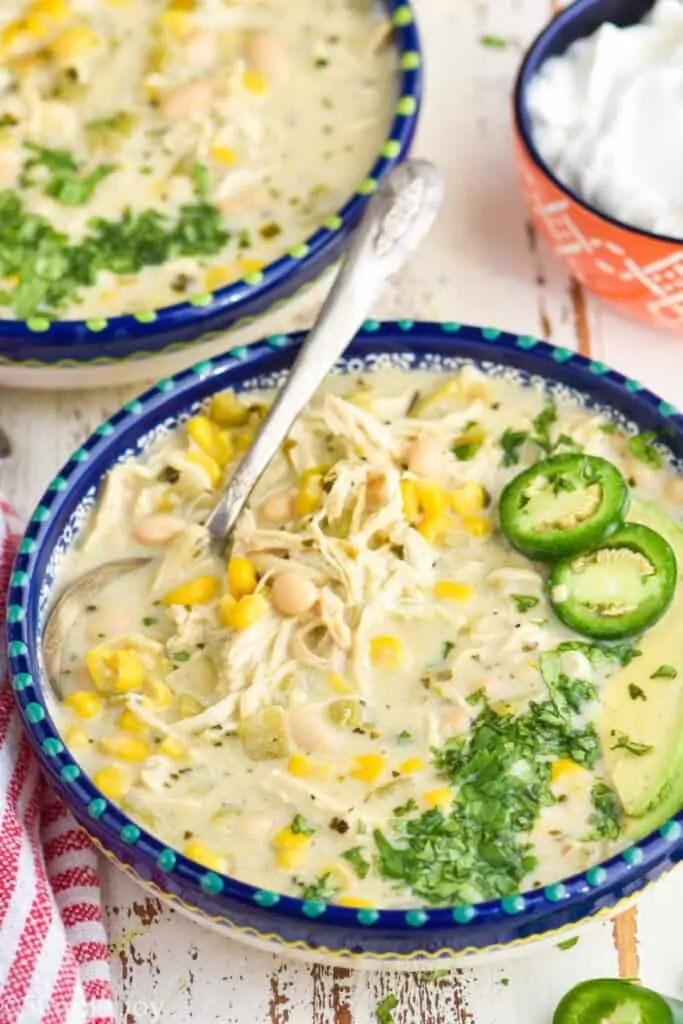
[2,1,683,1019]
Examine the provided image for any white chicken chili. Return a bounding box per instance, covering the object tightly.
[53,367,683,908]
[0,0,396,320]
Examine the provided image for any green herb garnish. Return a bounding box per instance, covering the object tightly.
[342,846,370,880]
[511,594,539,613]
[557,936,580,951]
[20,142,117,206]
[170,651,191,663]
[589,780,621,840]
[650,664,677,679]
[610,733,653,756]
[141,616,157,627]
[290,814,315,836]
[300,872,339,902]
[442,641,455,659]
[629,431,663,469]
[375,994,398,1024]
[480,34,508,48]
[628,683,647,701]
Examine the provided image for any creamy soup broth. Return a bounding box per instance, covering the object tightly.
[0,0,395,320]
[52,366,683,908]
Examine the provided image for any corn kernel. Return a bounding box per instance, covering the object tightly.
[276,848,307,870]
[463,515,492,538]
[64,725,89,750]
[159,9,191,35]
[238,257,265,276]
[145,678,174,708]
[210,389,249,427]
[186,450,222,487]
[204,265,237,291]
[29,0,70,22]
[449,482,487,517]
[551,758,584,783]
[350,754,385,784]
[233,427,254,452]
[328,672,354,694]
[118,708,148,734]
[287,754,330,781]
[272,828,310,852]
[183,840,225,873]
[99,734,150,762]
[417,514,450,544]
[399,757,424,775]
[370,635,404,670]
[187,414,232,466]
[227,557,257,598]
[434,581,473,602]
[64,690,103,719]
[168,0,196,9]
[162,575,221,607]
[211,145,237,165]
[243,68,267,94]
[221,592,268,631]
[93,765,130,801]
[158,736,186,760]
[85,646,145,694]
[424,789,453,810]
[294,487,322,517]
[416,480,447,518]
[337,896,375,908]
[400,479,419,521]
[51,25,99,60]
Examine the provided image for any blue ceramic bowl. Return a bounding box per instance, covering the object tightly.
[8,321,683,968]
[0,1,421,377]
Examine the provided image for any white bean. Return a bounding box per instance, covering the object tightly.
[288,705,339,754]
[162,79,215,122]
[405,435,444,477]
[669,477,683,504]
[271,572,317,617]
[132,514,186,547]
[244,31,289,82]
[260,490,294,525]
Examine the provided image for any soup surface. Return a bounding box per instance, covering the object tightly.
[0,0,395,320]
[53,366,683,908]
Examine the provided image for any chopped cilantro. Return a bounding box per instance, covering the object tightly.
[397,729,413,743]
[442,641,455,659]
[511,594,539,613]
[499,428,528,466]
[375,994,398,1024]
[610,733,653,756]
[192,162,210,202]
[589,781,621,840]
[480,34,508,48]
[451,425,484,461]
[651,664,677,679]
[629,431,663,469]
[393,798,418,818]
[373,694,600,905]
[342,846,370,879]
[170,650,191,663]
[141,616,157,627]
[557,936,580,951]
[314,56,330,67]
[300,872,339,902]
[290,814,315,836]
[20,142,117,206]
[628,683,647,701]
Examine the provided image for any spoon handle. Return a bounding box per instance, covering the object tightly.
[205,158,444,547]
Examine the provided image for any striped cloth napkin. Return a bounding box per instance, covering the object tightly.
[0,498,116,1024]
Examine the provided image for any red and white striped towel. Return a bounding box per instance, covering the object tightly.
[0,499,116,1024]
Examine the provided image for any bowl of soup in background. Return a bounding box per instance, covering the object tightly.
[8,321,683,969]
[0,0,421,390]
[513,0,683,333]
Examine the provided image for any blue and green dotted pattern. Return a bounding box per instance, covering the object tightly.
[7,0,422,369]
[7,321,683,940]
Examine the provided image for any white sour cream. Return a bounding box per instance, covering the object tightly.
[527,0,683,238]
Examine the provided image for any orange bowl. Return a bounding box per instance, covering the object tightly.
[512,0,683,332]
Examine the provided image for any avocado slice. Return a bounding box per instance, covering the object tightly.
[598,499,683,835]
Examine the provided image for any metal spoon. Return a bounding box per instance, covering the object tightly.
[42,159,444,694]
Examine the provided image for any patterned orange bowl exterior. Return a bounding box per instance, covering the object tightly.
[513,0,683,332]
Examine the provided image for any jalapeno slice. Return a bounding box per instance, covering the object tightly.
[548,523,677,639]
[553,979,683,1024]
[499,454,629,561]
